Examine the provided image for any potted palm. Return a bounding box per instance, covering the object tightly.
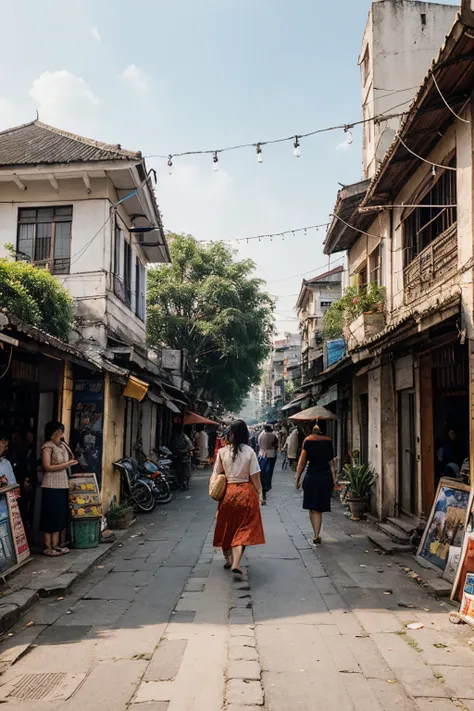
[342,461,376,520]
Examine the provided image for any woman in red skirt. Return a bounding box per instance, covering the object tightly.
[212,420,265,578]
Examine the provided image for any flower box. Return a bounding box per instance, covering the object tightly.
[347,312,385,350]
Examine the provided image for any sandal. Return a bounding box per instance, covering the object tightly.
[232,568,243,579]
[55,546,70,554]
[43,548,61,557]
[312,537,322,545]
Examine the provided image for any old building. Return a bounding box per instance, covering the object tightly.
[0,120,182,508]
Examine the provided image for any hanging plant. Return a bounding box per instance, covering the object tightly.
[322,283,386,339]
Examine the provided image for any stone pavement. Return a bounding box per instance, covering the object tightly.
[0,464,472,710]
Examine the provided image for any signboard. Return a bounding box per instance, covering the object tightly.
[0,497,15,573]
[69,473,102,519]
[6,489,30,564]
[162,349,182,371]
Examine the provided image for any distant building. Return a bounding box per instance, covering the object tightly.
[271,333,301,408]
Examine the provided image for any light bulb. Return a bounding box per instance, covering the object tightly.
[346,130,353,145]
[293,136,301,157]
[213,152,219,172]
[432,165,437,177]
[256,143,263,163]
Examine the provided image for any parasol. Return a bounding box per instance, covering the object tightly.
[183,411,218,426]
[289,405,337,422]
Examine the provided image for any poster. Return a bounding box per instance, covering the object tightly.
[417,477,470,572]
[460,572,474,622]
[71,380,104,487]
[69,473,102,519]
[442,546,461,584]
[0,496,15,573]
[452,487,474,601]
[6,488,30,563]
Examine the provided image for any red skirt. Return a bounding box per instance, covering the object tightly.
[213,482,266,550]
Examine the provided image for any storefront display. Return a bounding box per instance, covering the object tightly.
[69,474,102,519]
[417,477,470,572]
[451,486,474,602]
[0,486,30,576]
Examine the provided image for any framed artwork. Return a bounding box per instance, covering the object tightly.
[451,486,474,601]
[416,477,470,572]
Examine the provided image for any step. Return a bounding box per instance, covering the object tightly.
[367,531,414,554]
[386,517,416,536]
[376,521,412,545]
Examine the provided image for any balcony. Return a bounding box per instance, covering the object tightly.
[404,224,457,305]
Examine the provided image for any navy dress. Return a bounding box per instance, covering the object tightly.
[302,435,334,512]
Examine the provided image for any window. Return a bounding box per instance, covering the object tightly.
[361,46,370,86]
[369,245,382,285]
[403,159,457,267]
[113,224,132,308]
[320,300,333,313]
[17,206,72,274]
[135,259,146,321]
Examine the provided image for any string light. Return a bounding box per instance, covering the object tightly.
[293,136,301,158]
[256,143,263,163]
[167,155,173,168]
[212,151,219,172]
[194,221,329,245]
[344,125,353,145]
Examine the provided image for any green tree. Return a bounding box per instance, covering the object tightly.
[147,234,274,411]
[0,255,73,340]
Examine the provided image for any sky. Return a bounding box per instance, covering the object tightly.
[0,0,458,335]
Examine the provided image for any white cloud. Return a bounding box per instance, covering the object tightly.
[29,70,100,132]
[91,26,101,43]
[336,139,352,152]
[120,64,148,93]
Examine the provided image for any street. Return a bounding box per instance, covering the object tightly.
[0,461,472,711]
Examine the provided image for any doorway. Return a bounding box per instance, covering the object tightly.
[398,390,417,515]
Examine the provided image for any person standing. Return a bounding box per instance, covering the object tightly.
[0,429,17,486]
[194,425,209,467]
[295,424,336,545]
[171,424,194,491]
[41,421,77,556]
[258,425,279,503]
[212,419,265,577]
[285,426,300,471]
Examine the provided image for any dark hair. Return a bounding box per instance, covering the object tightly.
[0,428,11,442]
[312,424,322,434]
[44,421,64,443]
[196,424,205,432]
[264,424,272,433]
[228,419,249,459]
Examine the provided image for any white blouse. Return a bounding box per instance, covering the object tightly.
[213,444,261,483]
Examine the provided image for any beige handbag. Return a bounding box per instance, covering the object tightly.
[209,472,227,501]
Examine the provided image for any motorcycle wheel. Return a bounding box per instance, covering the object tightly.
[132,481,156,513]
[155,479,173,504]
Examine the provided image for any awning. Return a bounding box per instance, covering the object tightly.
[280,394,307,412]
[166,400,180,414]
[317,385,338,408]
[183,411,218,426]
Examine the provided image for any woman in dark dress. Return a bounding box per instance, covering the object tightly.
[295,425,336,544]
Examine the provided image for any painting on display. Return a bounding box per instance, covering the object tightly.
[6,489,30,564]
[451,486,474,601]
[416,477,470,572]
[0,497,15,573]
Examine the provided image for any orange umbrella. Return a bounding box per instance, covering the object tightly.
[183,411,218,426]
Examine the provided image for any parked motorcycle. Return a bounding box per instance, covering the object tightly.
[134,443,173,504]
[112,457,156,513]
[152,445,179,491]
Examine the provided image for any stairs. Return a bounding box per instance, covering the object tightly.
[368,515,417,554]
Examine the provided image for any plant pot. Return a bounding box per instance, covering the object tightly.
[106,506,134,530]
[346,497,368,521]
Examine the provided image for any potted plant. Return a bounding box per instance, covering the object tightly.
[341,461,376,520]
[106,502,134,530]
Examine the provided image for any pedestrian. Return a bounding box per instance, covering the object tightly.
[171,424,194,490]
[258,424,279,503]
[41,421,77,557]
[295,423,337,545]
[194,425,209,467]
[285,426,300,471]
[212,419,265,578]
[0,429,17,486]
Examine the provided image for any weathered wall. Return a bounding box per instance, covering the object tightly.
[101,375,125,511]
[368,361,382,516]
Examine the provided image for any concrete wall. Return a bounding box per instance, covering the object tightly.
[0,176,147,350]
[101,376,125,512]
[361,0,457,177]
[368,362,382,516]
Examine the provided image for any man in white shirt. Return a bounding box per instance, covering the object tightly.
[194,426,209,465]
[0,431,17,486]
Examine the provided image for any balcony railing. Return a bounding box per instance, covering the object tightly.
[403,224,457,305]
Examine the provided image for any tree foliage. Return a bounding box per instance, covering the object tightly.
[0,255,73,340]
[147,234,274,411]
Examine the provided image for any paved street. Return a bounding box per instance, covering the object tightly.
[0,462,472,711]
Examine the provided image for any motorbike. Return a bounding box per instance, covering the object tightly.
[112,457,156,513]
[134,443,173,504]
[152,445,179,491]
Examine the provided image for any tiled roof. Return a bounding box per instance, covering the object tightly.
[304,265,344,285]
[0,120,141,167]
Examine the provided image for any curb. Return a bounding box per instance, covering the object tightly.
[0,525,142,634]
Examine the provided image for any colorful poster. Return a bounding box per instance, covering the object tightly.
[417,477,470,572]
[460,572,474,623]
[0,496,15,573]
[71,380,104,486]
[6,488,30,563]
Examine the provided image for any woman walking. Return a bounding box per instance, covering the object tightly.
[295,424,336,545]
[212,420,265,578]
[41,421,77,556]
